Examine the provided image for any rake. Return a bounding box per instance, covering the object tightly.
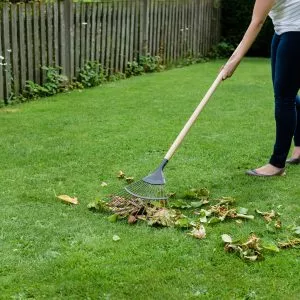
[124,71,224,201]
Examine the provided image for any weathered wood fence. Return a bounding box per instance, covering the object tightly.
[0,0,221,101]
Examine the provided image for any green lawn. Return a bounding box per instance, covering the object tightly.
[0,58,299,300]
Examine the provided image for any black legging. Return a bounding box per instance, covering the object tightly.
[269,32,300,168]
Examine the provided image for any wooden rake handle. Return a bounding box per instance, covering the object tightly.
[164,71,224,161]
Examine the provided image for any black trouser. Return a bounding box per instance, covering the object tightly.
[269,32,300,168]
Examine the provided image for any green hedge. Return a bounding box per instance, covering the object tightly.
[221,0,274,57]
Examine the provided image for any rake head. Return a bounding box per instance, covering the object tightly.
[124,159,169,200]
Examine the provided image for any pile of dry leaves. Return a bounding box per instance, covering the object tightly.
[87,182,300,262]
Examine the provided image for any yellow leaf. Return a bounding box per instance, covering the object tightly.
[57,195,79,205]
[101,182,108,187]
[117,170,125,179]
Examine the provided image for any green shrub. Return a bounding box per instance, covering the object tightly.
[208,41,235,59]
[108,72,126,82]
[139,54,164,73]
[125,61,144,77]
[77,61,106,88]
[221,0,274,57]
[23,66,68,99]
[42,66,69,95]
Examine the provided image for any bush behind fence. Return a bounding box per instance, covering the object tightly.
[0,0,221,102]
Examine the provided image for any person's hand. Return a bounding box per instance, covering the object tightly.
[220,58,241,80]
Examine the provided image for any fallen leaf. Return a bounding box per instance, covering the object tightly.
[128,215,137,224]
[125,177,134,183]
[221,234,233,243]
[117,170,125,179]
[261,240,280,252]
[107,214,118,223]
[237,207,249,215]
[112,235,120,241]
[57,195,78,205]
[101,182,108,187]
[278,238,300,249]
[293,226,300,236]
[188,225,206,239]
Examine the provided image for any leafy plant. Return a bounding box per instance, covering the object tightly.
[107,72,126,82]
[77,61,106,88]
[23,66,68,99]
[125,60,144,77]
[138,54,164,73]
[208,41,235,59]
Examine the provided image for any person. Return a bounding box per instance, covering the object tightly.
[221,0,300,177]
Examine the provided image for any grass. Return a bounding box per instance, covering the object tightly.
[0,58,299,300]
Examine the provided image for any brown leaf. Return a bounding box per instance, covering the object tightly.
[57,195,79,205]
[117,170,125,179]
[128,215,137,224]
[125,177,134,183]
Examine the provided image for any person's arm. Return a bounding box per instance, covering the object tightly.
[221,0,275,80]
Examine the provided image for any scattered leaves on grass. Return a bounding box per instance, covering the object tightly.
[222,234,281,261]
[116,170,134,183]
[255,209,279,222]
[278,238,300,249]
[87,199,109,212]
[222,233,264,261]
[256,209,282,232]
[57,194,79,205]
[87,184,298,262]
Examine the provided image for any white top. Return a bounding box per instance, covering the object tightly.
[269,0,300,35]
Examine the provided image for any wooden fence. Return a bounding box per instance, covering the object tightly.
[0,0,221,101]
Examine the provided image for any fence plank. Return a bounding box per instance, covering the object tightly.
[46,3,53,67]
[124,1,130,69]
[0,6,4,100]
[100,2,106,65]
[69,1,74,79]
[115,1,121,72]
[2,4,11,99]
[120,1,126,72]
[85,3,92,63]
[74,3,81,74]
[133,1,139,59]
[53,2,59,68]
[80,3,86,68]
[110,2,117,72]
[90,2,97,62]
[33,3,41,84]
[129,0,135,62]
[11,4,19,94]
[105,1,112,71]
[40,2,47,81]
[156,0,161,56]
[26,4,33,81]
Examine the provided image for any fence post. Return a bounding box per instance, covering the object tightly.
[142,0,149,55]
[63,0,73,80]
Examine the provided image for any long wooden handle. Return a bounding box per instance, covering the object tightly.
[164,72,224,161]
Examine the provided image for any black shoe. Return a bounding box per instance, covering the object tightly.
[246,168,286,177]
[286,157,300,165]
